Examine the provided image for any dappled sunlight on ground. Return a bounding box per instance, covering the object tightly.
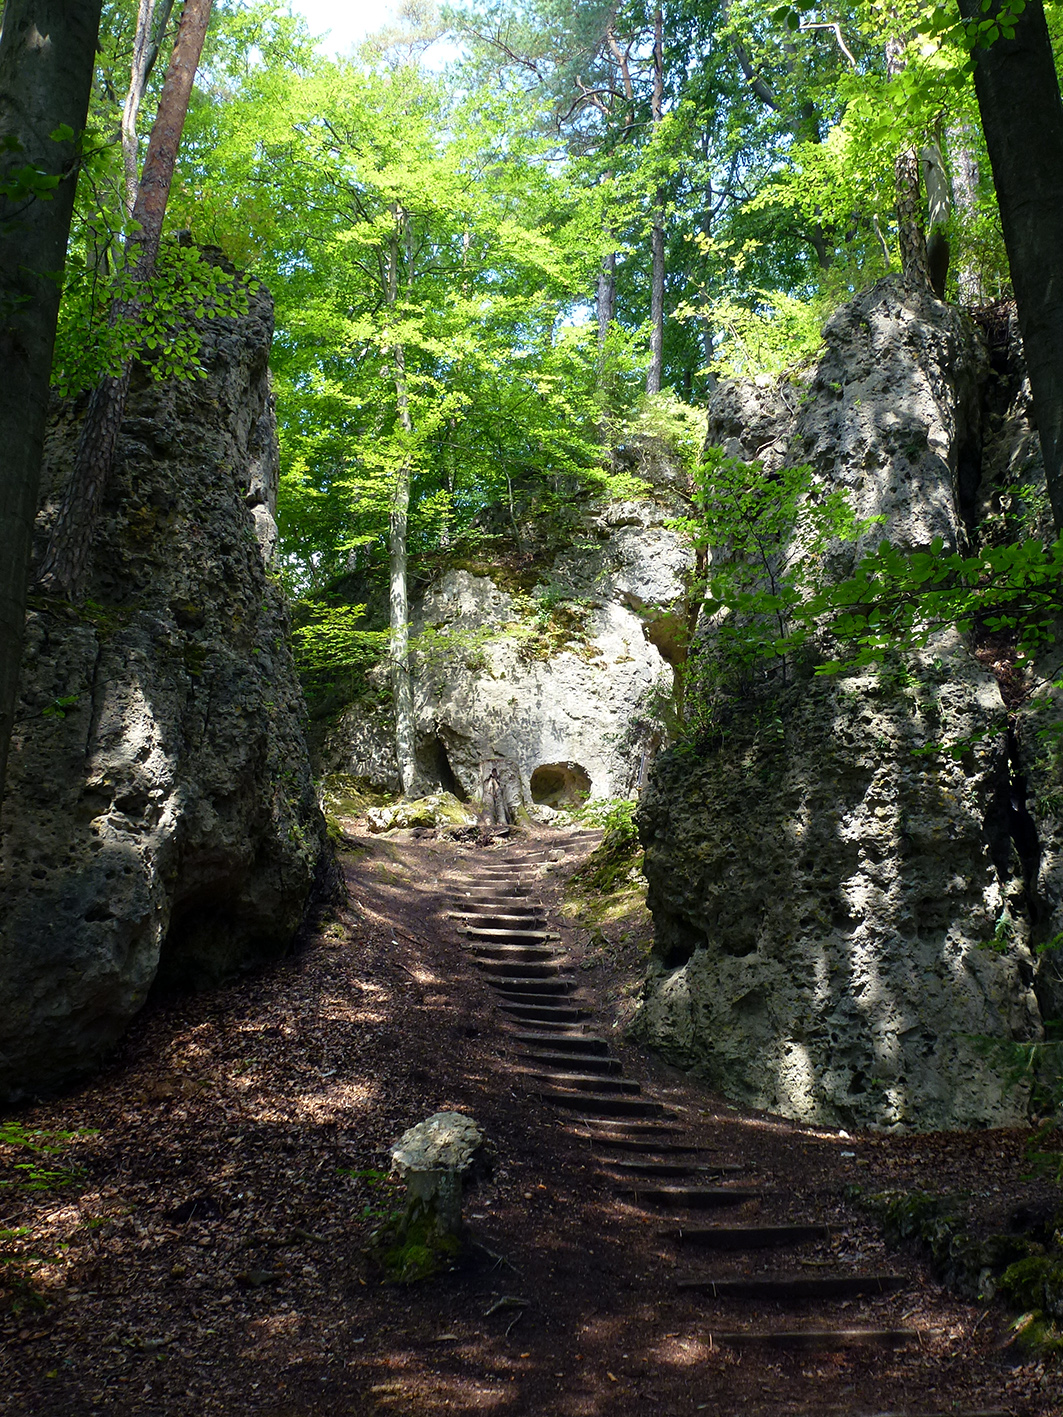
[0,827,1058,1415]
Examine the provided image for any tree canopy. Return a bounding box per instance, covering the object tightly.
[27,0,1063,727]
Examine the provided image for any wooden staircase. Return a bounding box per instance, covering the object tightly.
[447,836,1011,1411]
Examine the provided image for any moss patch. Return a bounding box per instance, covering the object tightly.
[851,1185,1063,1352]
[368,1199,465,1284]
[320,773,396,818]
[562,815,653,973]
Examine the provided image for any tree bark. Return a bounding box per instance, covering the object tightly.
[885,38,930,288]
[957,0,1063,532]
[646,4,665,395]
[121,0,177,220]
[37,0,213,600]
[0,0,103,807]
[946,122,983,304]
[387,211,416,796]
[920,141,951,297]
[596,248,616,350]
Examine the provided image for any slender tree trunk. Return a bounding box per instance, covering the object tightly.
[646,5,665,395]
[947,123,983,304]
[957,0,1063,533]
[37,0,213,600]
[0,0,103,808]
[121,0,176,220]
[921,140,951,297]
[886,38,930,287]
[387,211,416,795]
[597,248,616,350]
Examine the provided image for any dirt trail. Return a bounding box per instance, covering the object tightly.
[0,825,1058,1415]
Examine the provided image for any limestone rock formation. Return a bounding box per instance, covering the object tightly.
[0,262,331,1102]
[319,491,695,812]
[635,278,1047,1131]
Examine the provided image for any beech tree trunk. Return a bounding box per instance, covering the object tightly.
[597,248,616,350]
[920,141,951,298]
[885,38,930,288]
[387,212,416,796]
[947,123,983,304]
[957,0,1063,533]
[646,5,665,395]
[36,0,213,600]
[0,0,103,807]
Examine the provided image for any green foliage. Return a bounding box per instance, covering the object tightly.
[695,288,831,379]
[623,393,707,478]
[811,535,1063,676]
[0,1123,95,1194]
[52,243,252,396]
[674,443,875,735]
[567,799,642,893]
[291,603,389,704]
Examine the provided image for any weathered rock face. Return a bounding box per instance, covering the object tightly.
[635,279,1047,1131]
[319,491,694,812]
[0,265,330,1102]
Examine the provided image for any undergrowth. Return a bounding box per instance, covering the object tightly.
[851,1183,1063,1355]
[0,1124,96,1315]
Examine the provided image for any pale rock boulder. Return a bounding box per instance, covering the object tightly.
[635,278,1044,1131]
[0,259,331,1103]
[323,493,695,809]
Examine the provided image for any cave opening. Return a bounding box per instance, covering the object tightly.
[530,761,592,807]
[417,735,468,801]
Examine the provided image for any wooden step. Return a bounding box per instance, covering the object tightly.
[573,1121,685,1141]
[625,1184,765,1207]
[582,1135,706,1153]
[452,898,543,912]
[490,981,578,999]
[510,1029,605,1050]
[524,1071,641,1094]
[709,1328,918,1350]
[601,1159,745,1178]
[468,944,558,962]
[466,927,552,944]
[662,1223,833,1249]
[453,887,535,899]
[504,1018,591,1035]
[537,1091,668,1118]
[517,1051,621,1074]
[676,1273,907,1300]
[498,1003,591,1024]
[474,958,564,978]
[455,911,548,927]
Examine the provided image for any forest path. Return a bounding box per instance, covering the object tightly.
[0,825,1055,1416]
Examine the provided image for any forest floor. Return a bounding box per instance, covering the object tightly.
[1,823,1061,1417]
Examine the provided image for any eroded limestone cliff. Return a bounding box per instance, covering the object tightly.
[318,464,695,814]
[635,278,1061,1131]
[0,262,331,1102]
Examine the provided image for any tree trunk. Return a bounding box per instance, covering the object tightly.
[596,248,616,350]
[36,0,213,600]
[0,0,103,808]
[957,0,1063,532]
[387,212,416,796]
[885,38,930,288]
[121,0,177,220]
[946,123,983,304]
[646,5,665,395]
[389,427,415,796]
[920,141,951,297]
